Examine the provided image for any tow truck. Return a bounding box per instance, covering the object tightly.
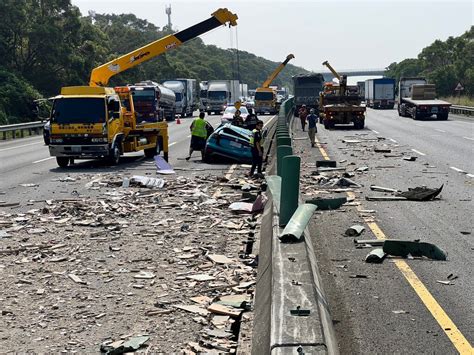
[320,60,366,129]
[48,9,238,167]
[254,54,295,115]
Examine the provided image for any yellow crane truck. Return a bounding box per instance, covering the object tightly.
[254,54,295,115]
[320,60,366,129]
[48,9,238,167]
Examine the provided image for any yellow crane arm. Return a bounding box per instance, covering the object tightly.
[89,8,238,87]
[322,60,341,81]
[261,54,295,88]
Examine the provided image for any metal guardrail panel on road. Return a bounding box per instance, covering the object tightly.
[450,105,473,116]
[0,121,45,140]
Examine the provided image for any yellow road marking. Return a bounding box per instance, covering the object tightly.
[314,137,330,160]
[318,139,473,354]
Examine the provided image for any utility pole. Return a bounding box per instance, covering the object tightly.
[165,4,172,31]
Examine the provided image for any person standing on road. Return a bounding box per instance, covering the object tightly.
[248,120,264,178]
[298,105,308,131]
[244,108,258,130]
[186,112,208,161]
[307,108,318,147]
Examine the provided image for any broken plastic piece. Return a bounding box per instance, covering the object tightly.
[396,185,443,201]
[155,155,175,174]
[130,175,165,188]
[370,185,400,193]
[316,160,337,168]
[305,197,347,210]
[403,156,417,161]
[345,225,365,237]
[382,240,447,260]
[101,336,150,354]
[365,248,386,263]
[290,306,310,316]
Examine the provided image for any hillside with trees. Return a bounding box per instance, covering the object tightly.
[386,26,473,99]
[0,0,308,125]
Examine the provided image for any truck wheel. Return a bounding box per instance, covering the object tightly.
[207,111,211,116]
[108,145,120,165]
[323,120,330,129]
[144,145,157,158]
[437,113,448,120]
[56,157,69,168]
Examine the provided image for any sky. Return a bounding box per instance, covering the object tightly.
[72,0,473,74]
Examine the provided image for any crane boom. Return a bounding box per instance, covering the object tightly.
[322,60,341,81]
[261,54,295,88]
[89,8,238,86]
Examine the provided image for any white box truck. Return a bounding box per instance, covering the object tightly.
[365,78,395,109]
[206,80,241,115]
[162,78,197,117]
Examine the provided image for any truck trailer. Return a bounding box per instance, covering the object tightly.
[130,81,176,122]
[397,77,451,120]
[365,78,395,109]
[293,73,325,115]
[161,78,197,117]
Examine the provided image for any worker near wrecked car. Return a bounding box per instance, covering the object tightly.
[248,120,264,178]
[298,105,308,131]
[307,108,318,147]
[232,109,244,127]
[186,112,208,161]
[244,108,258,130]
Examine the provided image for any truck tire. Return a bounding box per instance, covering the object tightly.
[56,157,69,168]
[207,111,211,116]
[108,144,120,165]
[144,144,157,158]
[437,113,448,120]
[323,120,331,129]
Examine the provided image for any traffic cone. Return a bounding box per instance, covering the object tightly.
[176,115,181,124]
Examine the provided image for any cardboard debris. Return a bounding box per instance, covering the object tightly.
[207,254,233,264]
[207,303,243,318]
[186,274,216,282]
[100,336,149,354]
[175,305,210,316]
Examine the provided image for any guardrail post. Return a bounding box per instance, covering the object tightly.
[277,145,292,177]
[279,155,301,226]
[277,136,291,147]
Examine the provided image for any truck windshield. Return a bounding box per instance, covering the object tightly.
[200,90,207,98]
[175,93,182,101]
[51,98,105,124]
[255,92,274,101]
[208,91,227,101]
[132,89,155,102]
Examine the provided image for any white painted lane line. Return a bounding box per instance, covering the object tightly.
[169,142,177,147]
[0,141,42,153]
[388,138,397,143]
[371,129,380,134]
[411,149,426,156]
[450,166,466,173]
[463,137,474,141]
[415,123,423,127]
[467,174,474,178]
[435,129,446,133]
[32,156,55,164]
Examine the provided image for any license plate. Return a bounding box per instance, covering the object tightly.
[431,107,438,113]
[229,141,242,148]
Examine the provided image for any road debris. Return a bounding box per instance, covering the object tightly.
[382,240,447,260]
[345,225,365,237]
[100,336,150,354]
[365,249,386,263]
[396,185,444,201]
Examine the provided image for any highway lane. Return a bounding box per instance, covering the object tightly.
[0,112,274,207]
[303,108,473,354]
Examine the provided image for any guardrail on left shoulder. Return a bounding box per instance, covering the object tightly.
[0,121,45,140]
[450,105,473,116]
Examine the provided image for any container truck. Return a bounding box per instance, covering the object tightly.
[397,77,451,120]
[161,78,197,117]
[129,81,176,122]
[365,78,395,109]
[356,81,365,99]
[293,73,325,115]
[206,80,241,115]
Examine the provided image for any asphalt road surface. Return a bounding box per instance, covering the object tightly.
[0,112,274,209]
[295,109,473,354]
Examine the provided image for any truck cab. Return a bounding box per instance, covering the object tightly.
[254,88,278,115]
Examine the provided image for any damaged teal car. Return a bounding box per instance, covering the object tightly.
[204,123,254,163]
